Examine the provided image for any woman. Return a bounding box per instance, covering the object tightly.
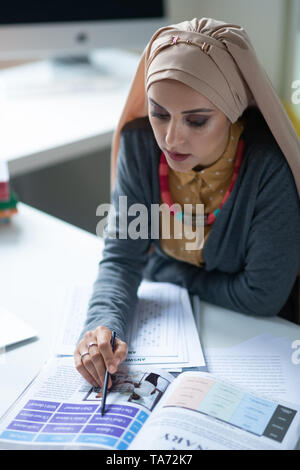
[74,18,300,389]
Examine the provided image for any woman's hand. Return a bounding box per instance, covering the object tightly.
[74,326,128,389]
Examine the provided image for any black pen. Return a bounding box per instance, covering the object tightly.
[100,331,117,416]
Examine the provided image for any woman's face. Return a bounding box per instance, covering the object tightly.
[147,79,231,172]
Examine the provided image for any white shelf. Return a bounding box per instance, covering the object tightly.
[0,48,141,176]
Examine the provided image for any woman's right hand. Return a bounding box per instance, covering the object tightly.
[74,326,128,389]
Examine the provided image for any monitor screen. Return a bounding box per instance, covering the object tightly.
[0,1,165,25]
[0,0,166,59]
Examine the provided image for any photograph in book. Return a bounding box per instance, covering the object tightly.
[83,371,169,412]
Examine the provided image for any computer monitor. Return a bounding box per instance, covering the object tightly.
[0,1,167,60]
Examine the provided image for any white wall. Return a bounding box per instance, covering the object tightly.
[288,1,300,103]
[165,0,288,95]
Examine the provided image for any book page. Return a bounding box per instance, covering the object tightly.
[0,356,173,450]
[129,371,300,451]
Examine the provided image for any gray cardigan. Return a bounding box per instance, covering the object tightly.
[78,107,300,344]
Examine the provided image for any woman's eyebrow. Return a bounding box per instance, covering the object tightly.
[148,97,214,113]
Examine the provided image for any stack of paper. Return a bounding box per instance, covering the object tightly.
[56,281,206,371]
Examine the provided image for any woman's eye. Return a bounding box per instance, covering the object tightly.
[187,119,207,127]
[150,112,207,127]
[150,112,169,119]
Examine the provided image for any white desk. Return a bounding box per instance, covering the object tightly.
[0,203,103,417]
[0,49,140,177]
[1,203,300,446]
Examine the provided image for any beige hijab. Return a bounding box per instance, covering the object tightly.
[110,17,300,198]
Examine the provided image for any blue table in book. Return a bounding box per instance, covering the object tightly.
[1,400,149,449]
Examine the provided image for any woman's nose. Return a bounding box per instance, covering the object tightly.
[165,119,185,148]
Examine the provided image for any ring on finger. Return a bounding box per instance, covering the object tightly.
[88,342,98,351]
[80,351,90,362]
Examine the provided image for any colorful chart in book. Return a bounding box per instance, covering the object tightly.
[0,401,149,449]
[164,376,297,443]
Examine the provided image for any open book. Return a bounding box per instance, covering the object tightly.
[0,356,299,450]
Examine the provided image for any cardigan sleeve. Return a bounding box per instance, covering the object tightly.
[76,127,152,344]
[153,157,300,317]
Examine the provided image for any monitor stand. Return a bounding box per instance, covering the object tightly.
[51,54,109,78]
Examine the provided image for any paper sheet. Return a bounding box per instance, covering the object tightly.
[205,334,300,405]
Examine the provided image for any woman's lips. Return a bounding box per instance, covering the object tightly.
[166,150,191,162]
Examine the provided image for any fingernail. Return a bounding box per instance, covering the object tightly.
[108,365,115,374]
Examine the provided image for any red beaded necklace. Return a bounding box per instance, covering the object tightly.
[159,138,245,226]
